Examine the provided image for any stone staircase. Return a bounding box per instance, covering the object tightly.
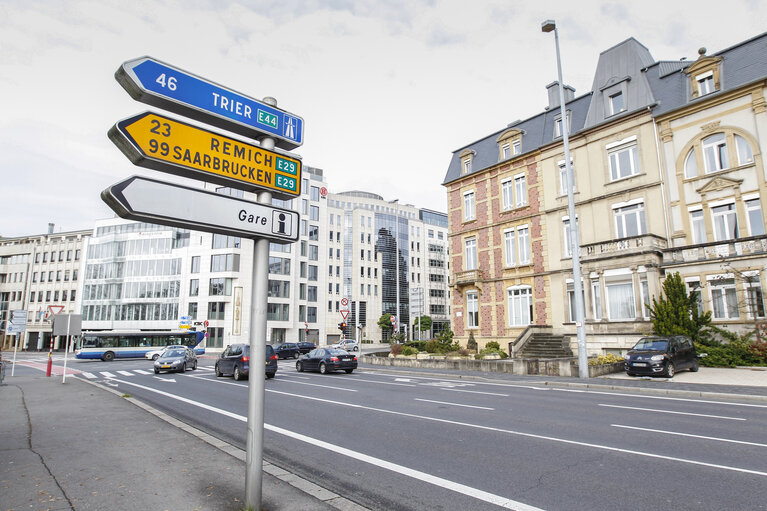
[516,333,573,359]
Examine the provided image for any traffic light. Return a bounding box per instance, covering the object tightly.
[338,322,347,331]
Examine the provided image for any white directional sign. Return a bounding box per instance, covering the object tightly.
[7,309,27,333]
[102,175,299,243]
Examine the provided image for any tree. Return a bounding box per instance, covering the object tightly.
[412,315,432,334]
[378,313,394,339]
[648,272,711,342]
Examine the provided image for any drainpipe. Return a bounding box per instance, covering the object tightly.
[651,107,672,246]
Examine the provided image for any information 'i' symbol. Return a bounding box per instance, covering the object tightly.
[276,213,287,234]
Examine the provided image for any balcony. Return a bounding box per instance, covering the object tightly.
[452,269,483,287]
[581,234,667,263]
[663,237,767,265]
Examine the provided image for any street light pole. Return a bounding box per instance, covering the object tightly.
[542,19,589,378]
[393,199,400,339]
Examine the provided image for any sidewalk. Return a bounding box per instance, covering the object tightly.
[0,373,359,511]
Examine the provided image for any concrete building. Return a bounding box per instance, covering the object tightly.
[0,226,91,351]
[443,32,767,356]
[79,166,449,352]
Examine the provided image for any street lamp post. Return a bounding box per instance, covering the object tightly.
[542,19,589,378]
[393,199,400,339]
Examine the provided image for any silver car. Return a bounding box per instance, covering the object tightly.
[154,347,197,373]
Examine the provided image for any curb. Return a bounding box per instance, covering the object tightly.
[77,377,369,511]
[361,366,767,403]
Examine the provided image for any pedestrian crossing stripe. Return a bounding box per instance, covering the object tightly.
[77,366,215,379]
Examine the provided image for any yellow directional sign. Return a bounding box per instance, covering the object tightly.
[108,111,301,197]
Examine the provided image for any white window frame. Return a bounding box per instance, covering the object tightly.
[513,139,521,155]
[465,237,477,271]
[563,216,577,258]
[702,133,729,173]
[613,200,646,238]
[591,278,603,320]
[517,225,530,265]
[554,111,571,138]
[744,272,766,319]
[640,275,650,319]
[745,196,765,236]
[708,274,739,320]
[502,143,511,160]
[608,91,625,115]
[463,158,471,174]
[605,274,636,320]
[514,173,527,207]
[504,228,516,267]
[607,137,640,181]
[463,191,475,221]
[711,202,738,241]
[467,291,479,328]
[501,179,513,211]
[558,159,575,196]
[696,71,714,96]
[689,208,706,244]
[735,134,754,166]
[507,286,532,326]
[684,148,698,178]
[566,280,584,323]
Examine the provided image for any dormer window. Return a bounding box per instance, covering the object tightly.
[502,143,511,160]
[496,128,523,161]
[609,91,625,115]
[696,71,715,96]
[459,148,475,174]
[513,140,521,155]
[463,159,472,174]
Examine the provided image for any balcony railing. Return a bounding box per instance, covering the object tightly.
[664,237,767,265]
[453,269,483,287]
[581,234,667,262]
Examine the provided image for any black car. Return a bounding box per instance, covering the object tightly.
[624,335,699,378]
[274,342,301,359]
[216,343,278,380]
[297,341,317,354]
[296,348,357,374]
[153,347,197,374]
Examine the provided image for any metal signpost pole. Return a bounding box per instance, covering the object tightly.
[542,20,589,378]
[245,98,278,510]
[62,315,71,384]
[393,199,400,339]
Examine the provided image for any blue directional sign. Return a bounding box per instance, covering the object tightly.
[115,56,304,150]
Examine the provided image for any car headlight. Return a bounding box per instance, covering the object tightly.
[650,355,664,361]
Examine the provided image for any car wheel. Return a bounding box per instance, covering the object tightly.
[180,362,186,373]
[154,368,160,374]
[353,346,359,352]
[690,359,699,372]
[296,361,304,372]
[102,351,115,362]
[215,364,223,377]
[294,352,300,359]
[192,360,197,370]
[152,354,159,361]
[345,369,354,374]
[665,362,676,378]
[266,372,275,379]
[234,366,242,381]
[319,362,328,374]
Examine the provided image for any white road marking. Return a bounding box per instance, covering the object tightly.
[441,388,509,397]
[415,398,495,410]
[101,371,116,378]
[102,378,545,511]
[134,369,153,375]
[262,388,767,478]
[81,372,96,379]
[279,374,311,380]
[277,379,357,392]
[116,370,134,376]
[598,404,746,420]
[611,424,767,448]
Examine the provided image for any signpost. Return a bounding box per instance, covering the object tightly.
[8,310,26,377]
[115,56,304,150]
[101,175,299,242]
[108,111,301,198]
[52,314,82,383]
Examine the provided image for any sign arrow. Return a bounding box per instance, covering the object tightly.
[115,56,303,150]
[101,175,299,243]
[108,111,301,198]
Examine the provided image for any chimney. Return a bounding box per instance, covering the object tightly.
[48,223,55,234]
[546,81,575,109]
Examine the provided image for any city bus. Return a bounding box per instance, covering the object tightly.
[75,331,205,361]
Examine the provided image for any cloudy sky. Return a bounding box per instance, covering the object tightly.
[1,0,764,237]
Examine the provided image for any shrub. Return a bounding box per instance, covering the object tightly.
[467,332,478,353]
[694,328,767,367]
[405,340,428,352]
[401,346,419,356]
[478,346,508,359]
[485,341,501,350]
[390,343,403,356]
[588,353,625,366]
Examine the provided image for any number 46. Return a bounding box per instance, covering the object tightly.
[156,73,177,91]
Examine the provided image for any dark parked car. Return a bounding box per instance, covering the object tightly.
[297,341,317,354]
[154,347,197,374]
[274,342,301,359]
[216,343,278,380]
[296,348,357,374]
[624,335,699,378]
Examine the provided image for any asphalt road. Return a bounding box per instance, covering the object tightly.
[10,353,767,510]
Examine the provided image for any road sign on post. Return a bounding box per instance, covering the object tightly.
[115,57,304,150]
[108,112,301,198]
[102,175,299,243]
